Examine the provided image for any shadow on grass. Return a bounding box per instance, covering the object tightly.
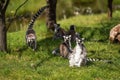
[37,36,61,54]
[28,37,62,69]
[7,45,28,56]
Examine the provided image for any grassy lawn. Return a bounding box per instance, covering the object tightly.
[7,0,46,16]
[0,12,120,80]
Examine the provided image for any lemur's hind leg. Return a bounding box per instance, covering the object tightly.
[52,48,59,55]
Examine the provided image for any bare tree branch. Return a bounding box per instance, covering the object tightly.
[14,0,28,17]
[108,0,113,19]
[6,0,28,31]
[0,0,9,12]
[0,0,5,11]
[3,0,10,12]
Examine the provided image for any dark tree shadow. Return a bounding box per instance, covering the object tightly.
[31,55,54,69]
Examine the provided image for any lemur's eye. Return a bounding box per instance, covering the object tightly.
[65,37,68,39]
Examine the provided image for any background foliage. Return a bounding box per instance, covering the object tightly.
[7,0,120,18]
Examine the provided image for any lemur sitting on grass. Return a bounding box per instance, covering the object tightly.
[52,35,72,58]
[59,35,72,58]
[52,24,81,57]
[68,37,112,67]
[68,37,87,67]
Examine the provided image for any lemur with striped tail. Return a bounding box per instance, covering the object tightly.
[68,37,112,67]
[26,5,48,51]
[68,37,87,67]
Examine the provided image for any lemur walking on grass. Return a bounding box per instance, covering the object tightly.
[25,5,48,51]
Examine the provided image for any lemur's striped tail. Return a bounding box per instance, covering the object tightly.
[28,5,48,29]
[87,58,112,63]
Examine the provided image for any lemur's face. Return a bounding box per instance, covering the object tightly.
[63,35,71,42]
[76,37,84,45]
[27,38,34,42]
[27,34,35,43]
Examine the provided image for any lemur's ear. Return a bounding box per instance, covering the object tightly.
[63,36,65,38]
[81,38,85,41]
[75,37,78,41]
[69,35,71,38]
[75,32,78,35]
[81,38,85,44]
[75,32,80,37]
[70,25,75,30]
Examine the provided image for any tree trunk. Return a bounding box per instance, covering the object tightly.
[0,13,7,52]
[108,0,113,19]
[0,0,9,52]
[46,0,57,31]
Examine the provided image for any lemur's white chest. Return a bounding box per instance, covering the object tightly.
[74,44,82,61]
[75,44,82,54]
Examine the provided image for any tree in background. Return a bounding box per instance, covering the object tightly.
[46,0,57,31]
[0,0,9,52]
[0,0,28,52]
[108,0,113,19]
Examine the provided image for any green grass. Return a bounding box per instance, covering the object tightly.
[6,0,46,16]
[1,12,120,80]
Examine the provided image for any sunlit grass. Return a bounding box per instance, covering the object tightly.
[59,14,106,27]
[6,0,46,16]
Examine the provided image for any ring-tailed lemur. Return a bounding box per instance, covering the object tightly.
[68,37,112,67]
[52,35,72,58]
[68,37,87,67]
[26,5,48,51]
[26,29,37,51]
[59,35,72,58]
